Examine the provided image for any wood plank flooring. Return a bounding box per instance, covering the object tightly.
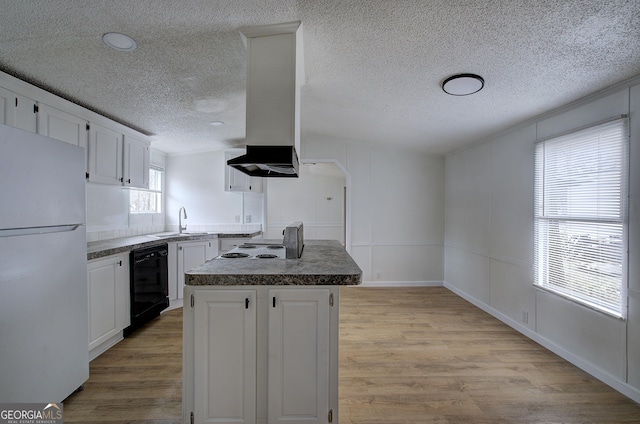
[63,287,640,423]
[339,287,640,423]
[64,308,183,423]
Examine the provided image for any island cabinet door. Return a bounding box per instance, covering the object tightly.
[194,290,257,424]
[268,289,331,424]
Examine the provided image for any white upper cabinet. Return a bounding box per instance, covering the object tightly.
[123,135,150,188]
[0,87,37,132]
[224,151,263,192]
[14,94,37,133]
[0,71,152,188]
[37,103,88,149]
[87,124,151,188]
[87,122,123,185]
[0,86,16,126]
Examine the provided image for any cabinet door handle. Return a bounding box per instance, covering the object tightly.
[118,260,122,266]
[272,296,276,308]
[245,298,249,309]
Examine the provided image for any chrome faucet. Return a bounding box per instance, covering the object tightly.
[179,207,188,233]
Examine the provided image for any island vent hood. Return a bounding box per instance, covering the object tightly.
[226,145,299,177]
[228,21,304,178]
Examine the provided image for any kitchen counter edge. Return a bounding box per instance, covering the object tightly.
[186,240,363,287]
[87,231,261,260]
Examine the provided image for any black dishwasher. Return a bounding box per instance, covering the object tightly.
[125,243,170,336]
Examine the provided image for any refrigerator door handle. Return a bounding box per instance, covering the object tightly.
[0,224,80,238]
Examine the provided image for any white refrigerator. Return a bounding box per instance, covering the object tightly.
[0,123,89,402]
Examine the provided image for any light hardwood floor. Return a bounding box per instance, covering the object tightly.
[64,287,640,423]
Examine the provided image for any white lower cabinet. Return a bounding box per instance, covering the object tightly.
[194,289,257,424]
[184,286,339,424]
[219,237,253,253]
[169,240,219,300]
[87,253,130,360]
[268,289,331,424]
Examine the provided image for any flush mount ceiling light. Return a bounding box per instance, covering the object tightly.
[102,32,137,51]
[209,121,225,126]
[442,73,484,96]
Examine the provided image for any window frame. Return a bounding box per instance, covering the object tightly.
[533,116,629,319]
[129,166,164,215]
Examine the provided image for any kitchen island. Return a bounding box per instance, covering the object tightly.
[182,240,362,424]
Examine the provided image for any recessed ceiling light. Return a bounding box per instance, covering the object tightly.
[102,32,137,51]
[442,74,484,96]
[209,121,225,126]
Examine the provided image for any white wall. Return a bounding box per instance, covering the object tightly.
[164,150,262,233]
[444,84,640,402]
[264,163,346,243]
[302,135,445,284]
[86,149,166,241]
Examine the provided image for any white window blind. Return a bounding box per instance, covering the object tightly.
[534,117,628,318]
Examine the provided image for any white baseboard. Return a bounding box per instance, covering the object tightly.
[89,332,124,362]
[359,280,444,287]
[166,297,183,311]
[444,281,640,404]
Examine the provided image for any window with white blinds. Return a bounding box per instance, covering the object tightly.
[534,117,628,318]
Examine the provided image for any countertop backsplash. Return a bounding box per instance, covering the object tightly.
[87,225,166,242]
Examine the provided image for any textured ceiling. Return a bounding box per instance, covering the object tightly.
[1,0,639,155]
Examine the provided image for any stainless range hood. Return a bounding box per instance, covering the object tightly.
[227,145,299,177]
[229,21,303,178]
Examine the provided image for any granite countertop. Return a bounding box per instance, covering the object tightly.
[87,230,261,260]
[186,240,362,286]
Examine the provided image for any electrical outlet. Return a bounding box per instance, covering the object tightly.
[245,215,251,223]
[521,311,529,324]
[234,215,240,223]
[375,271,381,280]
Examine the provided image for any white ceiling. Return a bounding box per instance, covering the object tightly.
[1,0,639,155]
